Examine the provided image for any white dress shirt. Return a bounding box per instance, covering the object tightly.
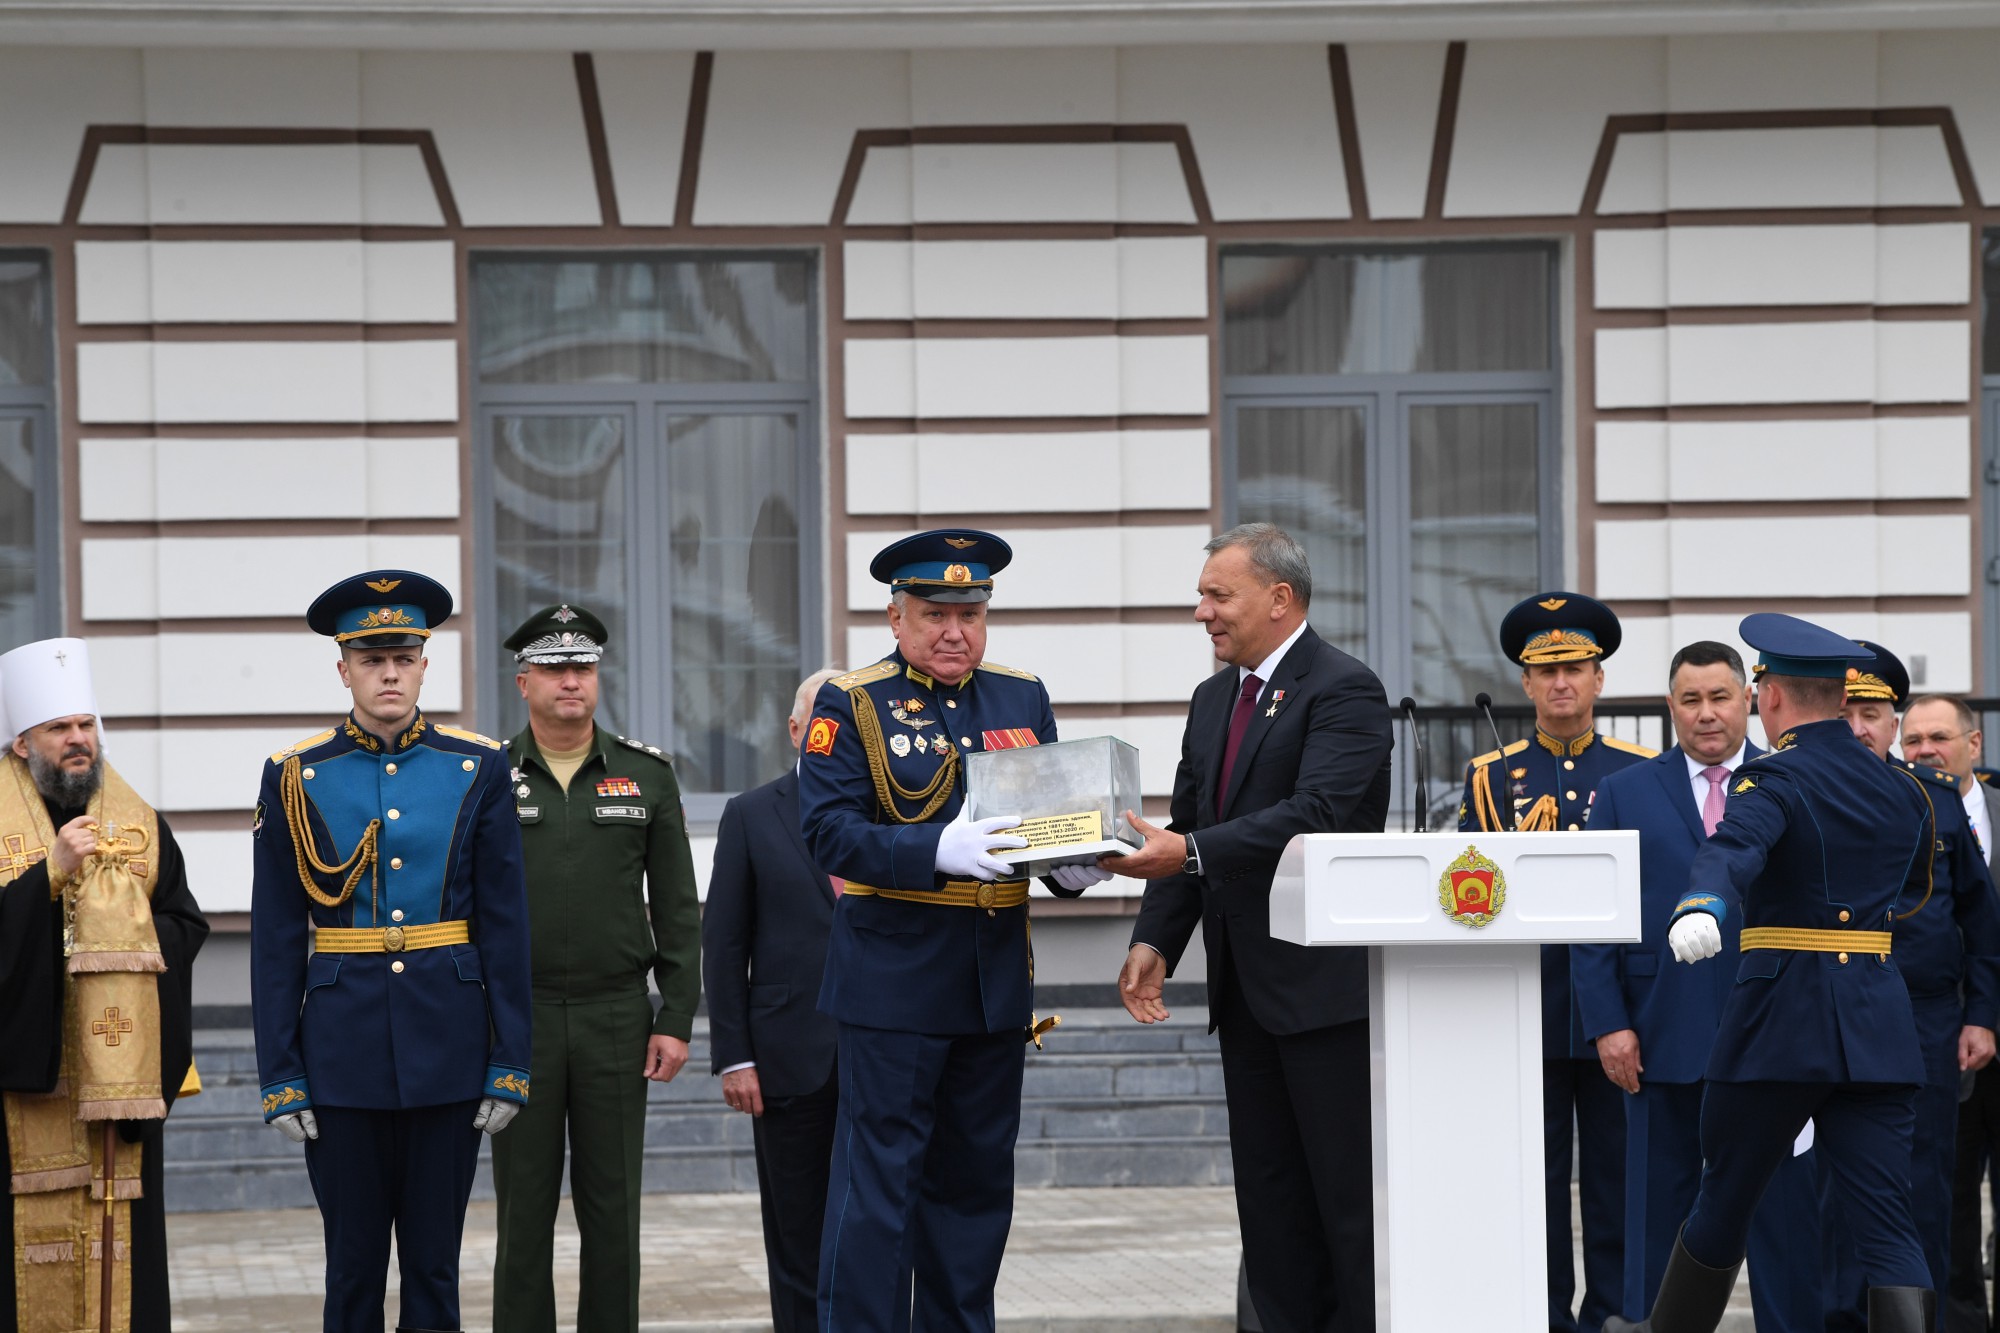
[1239,619,1311,700]
[1685,742,1748,824]
[1963,780,1991,865]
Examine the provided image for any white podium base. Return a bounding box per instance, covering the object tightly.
[1370,941,1547,1332]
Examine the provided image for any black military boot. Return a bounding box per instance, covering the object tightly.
[1866,1287,1936,1332]
[1602,1231,1742,1333]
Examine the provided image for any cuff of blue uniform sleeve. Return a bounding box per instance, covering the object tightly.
[484,1064,532,1105]
[259,1078,311,1123]
[1670,892,1727,927]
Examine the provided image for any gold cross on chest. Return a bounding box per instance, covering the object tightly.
[91,1007,133,1047]
[0,832,47,878]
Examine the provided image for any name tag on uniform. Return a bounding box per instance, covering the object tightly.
[593,804,648,822]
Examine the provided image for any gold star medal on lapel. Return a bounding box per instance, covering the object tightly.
[1265,688,1286,718]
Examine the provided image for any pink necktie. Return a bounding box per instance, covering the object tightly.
[1701,766,1729,837]
[829,875,843,898]
[1218,673,1263,820]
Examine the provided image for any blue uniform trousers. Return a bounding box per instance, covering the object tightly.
[1620,1081,1821,1329]
[1683,1081,1928,1293]
[1547,1059,1625,1333]
[819,1024,1023,1333]
[1825,995,1963,1331]
[303,1100,483,1333]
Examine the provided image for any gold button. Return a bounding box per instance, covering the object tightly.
[961,737,973,747]
[1565,790,1577,801]
[987,908,996,917]
[387,809,400,820]
[463,759,475,771]
[1838,910,1851,923]
[385,763,397,775]
[1563,760,1575,771]
[302,767,315,780]
[391,960,405,974]
[1567,823,1579,831]
[1837,952,1849,964]
[947,700,957,709]
[391,909,404,922]
[390,857,403,870]
[1879,953,1888,962]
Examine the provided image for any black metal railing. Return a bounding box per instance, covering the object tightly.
[1393,700,1673,833]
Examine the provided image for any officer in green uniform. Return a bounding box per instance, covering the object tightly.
[490,605,702,1333]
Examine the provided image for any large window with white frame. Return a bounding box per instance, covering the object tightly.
[1220,242,1562,710]
[0,253,58,649]
[472,253,820,814]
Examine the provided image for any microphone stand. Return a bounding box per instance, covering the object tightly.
[1400,697,1429,832]
[1474,691,1514,830]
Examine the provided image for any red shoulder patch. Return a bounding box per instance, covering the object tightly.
[804,717,841,757]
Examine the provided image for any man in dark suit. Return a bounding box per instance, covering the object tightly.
[1105,522,1393,1333]
[1572,641,1820,1332]
[703,668,845,1333]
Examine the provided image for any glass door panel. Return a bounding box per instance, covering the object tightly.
[659,411,805,793]
[1234,404,1371,664]
[487,409,634,739]
[1405,400,1542,707]
[0,415,35,649]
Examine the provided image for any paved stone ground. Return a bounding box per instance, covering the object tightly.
[168,1187,1245,1332]
[163,1182,1911,1331]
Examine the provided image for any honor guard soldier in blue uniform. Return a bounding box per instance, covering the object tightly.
[1607,614,1940,1333]
[1823,644,2000,1333]
[1459,590,1654,1333]
[798,529,1108,1333]
[250,570,533,1333]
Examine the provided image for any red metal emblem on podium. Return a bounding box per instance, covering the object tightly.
[1439,844,1506,928]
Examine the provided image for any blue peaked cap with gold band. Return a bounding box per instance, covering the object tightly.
[1499,591,1622,667]
[1845,639,1909,705]
[869,529,1013,604]
[305,569,453,647]
[1740,612,1869,680]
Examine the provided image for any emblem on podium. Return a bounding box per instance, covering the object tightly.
[1439,844,1506,928]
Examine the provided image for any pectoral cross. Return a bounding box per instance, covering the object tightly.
[0,832,47,877]
[91,1007,133,1048]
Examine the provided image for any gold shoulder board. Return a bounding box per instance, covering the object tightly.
[832,660,899,690]
[1471,738,1530,768]
[270,727,337,764]
[1601,736,1660,759]
[435,724,502,750]
[977,661,1040,682]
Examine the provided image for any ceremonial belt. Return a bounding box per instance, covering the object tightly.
[314,920,471,954]
[1739,927,1893,955]
[842,879,1030,909]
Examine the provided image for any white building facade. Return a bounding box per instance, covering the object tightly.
[0,2,1993,989]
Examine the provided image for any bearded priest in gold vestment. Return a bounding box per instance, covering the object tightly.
[0,639,207,1333]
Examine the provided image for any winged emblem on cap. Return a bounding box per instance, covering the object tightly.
[365,578,403,594]
[944,537,978,549]
[1537,597,1567,611]
[553,606,578,623]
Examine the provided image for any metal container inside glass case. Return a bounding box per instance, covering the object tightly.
[963,735,1143,873]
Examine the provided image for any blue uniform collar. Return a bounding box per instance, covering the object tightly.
[1535,726,1596,758]
[342,709,429,755]
[894,649,970,695]
[1761,716,1853,754]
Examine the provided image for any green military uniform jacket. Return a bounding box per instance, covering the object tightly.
[506,724,701,1040]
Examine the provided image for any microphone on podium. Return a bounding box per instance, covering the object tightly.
[1399,697,1429,833]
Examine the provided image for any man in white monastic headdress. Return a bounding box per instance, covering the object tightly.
[0,638,208,1333]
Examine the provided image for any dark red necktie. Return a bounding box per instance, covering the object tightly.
[1218,673,1263,820]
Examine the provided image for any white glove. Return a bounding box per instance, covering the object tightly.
[935,815,1027,881]
[272,1109,318,1143]
[1051,864,1114,892]
[1669,913,1723,964]
[474,1097,520,1136]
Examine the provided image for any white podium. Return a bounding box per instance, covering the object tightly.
[1270,830,1641,1332]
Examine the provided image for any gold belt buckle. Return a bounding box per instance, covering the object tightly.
[383,925,406,953]
[976,882,997,909]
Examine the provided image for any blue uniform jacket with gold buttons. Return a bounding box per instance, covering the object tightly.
[249,712,533,1119]
[798,649,1081,1036]
[1884,758,2000,1026]
[1458,727,1655,1058]
[1671,718,1933,1085]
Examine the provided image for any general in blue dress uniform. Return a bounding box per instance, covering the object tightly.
[1820,644,2000,1333]
[249,570,533,1333]
[799,530,1099,1333]
[1458,591,1654,1333]
[1607,613,1939,1333]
